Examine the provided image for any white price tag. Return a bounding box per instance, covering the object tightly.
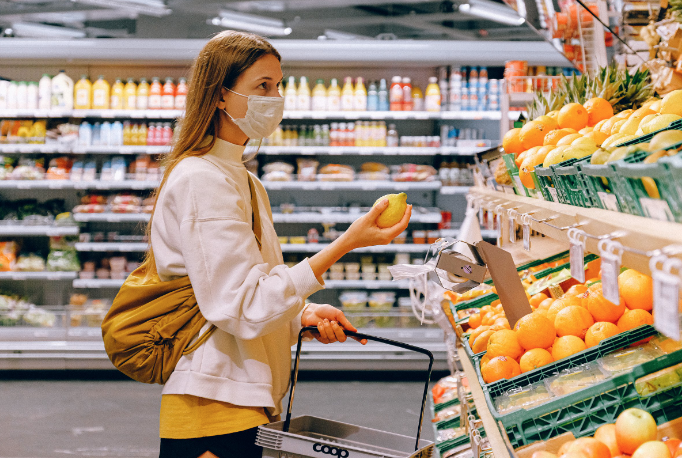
[487,209,495,231]
[479,206,484,226]
[496,213,503,247]
[509,216,516,243]
[601,257,620,305]
[547,188,559,202]
[523,223,531,251]
[568,228,586,283]
[598,192,620,212]
[640,197,674,222]
[653,270,681,339]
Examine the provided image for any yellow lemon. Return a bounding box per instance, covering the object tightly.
[374,193,408,228]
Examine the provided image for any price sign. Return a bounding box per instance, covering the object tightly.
[496,212,503,247]
[598,192,620,212]
[508,209,517,244]
[651,255,682,339]
[568,228,587,283]
[487,208,495,231]
[523,222,531,251]
[640,197,674,222]
[478,205,484,226]
[599,239,623,305]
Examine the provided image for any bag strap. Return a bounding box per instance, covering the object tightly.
[247,173,263,251]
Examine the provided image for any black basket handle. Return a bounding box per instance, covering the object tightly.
[284,326,435,452]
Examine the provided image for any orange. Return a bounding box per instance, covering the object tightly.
[535,115,560,131]
[486,329,524,360]
[586,283,626,323]
[585,130,608,146]
[530,293,549,307]
[543,128,578,146]
[494,317,511,330]
[594,424,622,457]
[519,348,553,373]
[585,258,601,280]
[515,313,556,350]
[564,284,588,297]
[516,146,541,167]
[584,97,614,127]
[551,335,587,361]
[558,103,589,130]
[519,147,552,188]
[568,437,612,458]
[585,322,621,348]
[468,325,491,346]
[481,355,521,383]
[537,298,554,311]
[547,296,583,323]
[559,441,576,456]
[533,308,549,319]
[520,121,550,149]
[618,269,654,311]
[555,306,595,338]
[617,309,654,332]
[502,128,525,155]
[472,329,495,353]
[468,313,482,329]
[480,353,492,370]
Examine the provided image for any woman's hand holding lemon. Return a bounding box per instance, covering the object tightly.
[342,193,412,250]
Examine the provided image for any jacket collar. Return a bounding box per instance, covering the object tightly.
[207,137,247,165]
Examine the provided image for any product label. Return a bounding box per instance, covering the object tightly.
[523,223,531,251]
[341,94,354,111]
[653,270,681,339]
[126,95,136,110]
[601,256,621,305]
[148,94,162,109]
[161,95,175,109]
[284,94,297,111]
[548,187,559,202]
[174,95,186,110]
[312,96,326,112]
[598,192,619,212]
[93,89,106,108]
[327,96,340,112]
[425,95,440,111]
[640,197,674,222]
[137,95,148,110]
[111,95,121,109]
[76,89,89,108]
[353,94,367,111]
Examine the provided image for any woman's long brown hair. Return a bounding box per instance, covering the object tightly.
[140,30,281,279]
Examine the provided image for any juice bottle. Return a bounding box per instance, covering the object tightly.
[161,77,175,109]
[137,123,148,145]
[130,123,139,146]
[401,77,412,111]
[136,78,150,110]
[284,76,297,111]
[353,77,367,111]
[296,76,311,111]
[326,78,341,112]
[148,77,162,110]
[389,76,403,111]
[340,77,354,111]
[74,75,92,110]
[123,78,137,110]
[38,74,51,110]
[92,75,110,110]
[378,79,389,111]
[175,77,188,110]
[411,85,423,111]
[311,79,327,111]
[425,77,441,112]
[161,122,173,145]
[367,81,378,111]
[51,70,74,110]
[122,121,132,145]
[110,78,124,110]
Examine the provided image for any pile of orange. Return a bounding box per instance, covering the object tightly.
[472,265,656,385]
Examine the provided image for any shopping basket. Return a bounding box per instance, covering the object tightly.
[256,326,435,458]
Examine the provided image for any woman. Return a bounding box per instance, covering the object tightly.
[148,31,411,458]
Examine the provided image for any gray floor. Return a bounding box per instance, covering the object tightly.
[0,378,435,458]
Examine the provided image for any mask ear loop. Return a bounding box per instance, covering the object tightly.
[242,138,262,163]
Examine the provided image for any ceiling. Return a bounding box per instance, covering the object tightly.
[0,0,545,41]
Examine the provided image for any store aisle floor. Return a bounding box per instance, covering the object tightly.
[0,377,436,458]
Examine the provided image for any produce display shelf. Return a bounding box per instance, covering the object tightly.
[0,271,77,280]
[0,225,79,236]
[72,278,410,289]
[0,108,505,121]
[262,180,442,191]
[440,186,471,195]
[71,211,445,224]
[469,186,682,277]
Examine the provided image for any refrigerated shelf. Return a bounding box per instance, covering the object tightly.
[0,225,79,236]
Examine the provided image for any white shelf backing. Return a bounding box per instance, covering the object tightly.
[263,181,441,191]
[0,225,79,236]
[75,242,149,252]
[0,271,77,280]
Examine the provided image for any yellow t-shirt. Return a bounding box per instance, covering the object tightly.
[159,394,270,439]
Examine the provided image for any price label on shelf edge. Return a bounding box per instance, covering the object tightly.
[523,223,531,251]
[653,270,681,339]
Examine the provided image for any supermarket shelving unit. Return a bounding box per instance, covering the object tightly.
[0,41,561,371]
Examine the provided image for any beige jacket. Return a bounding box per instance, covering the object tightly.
[151,137,324,415]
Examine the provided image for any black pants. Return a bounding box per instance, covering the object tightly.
[159,427,262,458]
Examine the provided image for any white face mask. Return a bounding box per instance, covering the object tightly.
[223,88,284,140]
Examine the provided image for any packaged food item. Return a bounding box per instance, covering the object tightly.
[318,164,354,182]
[289,236,306,244]
[436,427,466,444]
[433,404,462,423]
[393,231,407,244]
[598,344,664,375]
[545,363,608,397]
[46,157,72,180]
[14,253,46,272]
[327,78,341,112]
[262,161,294,181]
[339,291,368,310]
[38,74,52,110]
[110,194,142,213]
[296,158,318,182]
[391,164,437,182]
[346,272,361,281]
[46,237,80,272]
[427,230,441,244]
[635,362,682,396]
[344,262,360,274]
[495,382,554,414]
[358,162,390,181]
[412,230,426,244]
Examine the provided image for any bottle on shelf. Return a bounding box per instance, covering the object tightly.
[311,79,327,111]
[162,123,173,145]
[75,75,92,110]
[38,74,51,110]
[389,76,403,111]
[111,121,123,146]
[110,78,124,110]
[123,78,137,110]
[386,123,399,147]
[161,77,175,109]
[175,77,188,110]
[378,78,389,111]
[136,78,150,110]
[412,84,423,111]
[449,68,462,112]
[101,121,112,146]
[353,77,367,111]
[438,66,449,112]
[367,81,378,111]
[122,121,132,145]
[51,70,74,110]
[461,80,469,111]
[327,78,341,112]
[137,123,148,146]
[27,82,38,110]
[6,81,17,109]
[340,77,354,111]
[0,80,8,110]
[284,76,297,111]
[92,76,110,110]
[401,77,412,111]
[425,77,441,112]
[148,77,162,110]
[16,82,28,110]
[296,76,311,111]
[146,123,156,145]
[79,122,92,146]
[92,122,102,146]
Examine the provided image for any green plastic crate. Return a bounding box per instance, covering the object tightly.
[615,158,681,222]
[486,340,682,449]
[534,166,559,202]
[503,153,527,197]
[615,118,682,147]
[553,157,598,208]
[476,325,657,399]
[515,250,569,272]
[437,427,486,454]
